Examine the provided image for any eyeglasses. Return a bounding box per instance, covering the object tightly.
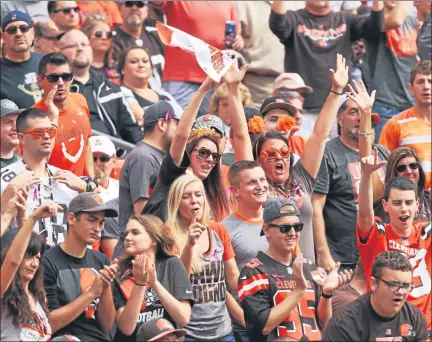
[43,73,74,83]
[93,30,115,39]
[5,25,31,35]
[395,162,419,173]
[125,1,146,8]
[261,146,291,162]
[193,147,221,164]
[376,278,414,293]
[53,7,80,14]
[94,155,111,163]
[21,127,57,139]
[267,222,304,233]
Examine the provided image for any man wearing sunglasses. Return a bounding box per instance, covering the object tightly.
[34,20,64,55]
[58,30,144,144]
[48,1,80,33]
[0,10,44,109]
[324,251,428,341]
[238,198,351,341]
[113,0,165,91]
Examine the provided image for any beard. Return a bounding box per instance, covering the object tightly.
[127,15,142,26]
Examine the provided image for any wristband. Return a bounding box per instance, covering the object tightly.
[81,183,87,193]
[330,90,343,96]
[322,291,333,299]
[135,282,146,287]
[359,131,373,137]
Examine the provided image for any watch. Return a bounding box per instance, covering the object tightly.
[321,291,333,299]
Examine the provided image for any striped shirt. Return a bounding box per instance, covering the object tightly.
[379,107,431,189]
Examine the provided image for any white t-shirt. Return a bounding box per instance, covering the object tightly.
[0,160,77,246]
[98,178,119,203]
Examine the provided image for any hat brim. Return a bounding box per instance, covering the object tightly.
[261,102,297,116]
[80,207,118,218]
[277,85,313,94]
[1,108,23,117]
[148,329,187,341]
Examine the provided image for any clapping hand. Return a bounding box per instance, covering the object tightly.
[360,146,387,175]
[346,79,376,113]
[322,262,353,295]
[133,254,151,285]
[292,254,308,293]
[99,258,119,291]
[330,53,349,93]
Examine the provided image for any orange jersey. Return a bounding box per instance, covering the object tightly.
[289,135,306,156]
[379,107,431,189]
[357,219,432,330]
[33,93,92,176]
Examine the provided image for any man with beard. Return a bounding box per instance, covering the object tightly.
[312,97,389,274]
[59,30,143,144]
[113,0,164,91]
[0,11,44,108]
[32,53,95,178]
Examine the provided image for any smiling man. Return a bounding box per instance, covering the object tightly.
[0,99,22,169]
[323,251,428,341]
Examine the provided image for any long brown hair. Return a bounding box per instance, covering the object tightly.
[118,215,175,279]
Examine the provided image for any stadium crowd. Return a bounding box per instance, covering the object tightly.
[0,1,430,341]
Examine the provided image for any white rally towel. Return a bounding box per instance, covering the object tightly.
[156,21,235,82]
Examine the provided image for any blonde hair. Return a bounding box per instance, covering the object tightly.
[166,174,212,274]
[208,82,253,114]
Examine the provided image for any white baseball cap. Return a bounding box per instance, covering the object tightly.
[89,136,116,157]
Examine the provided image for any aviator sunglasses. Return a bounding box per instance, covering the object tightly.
[395,162,419,174]
[267,222,304,233]
[193,147,221,164]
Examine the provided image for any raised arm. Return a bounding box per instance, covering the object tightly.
[223,63,253,161]
[269,2,296,44]
[301,54,349,179]
[383,1,413,31]
[346,80,384,236]
[170,77,218,166]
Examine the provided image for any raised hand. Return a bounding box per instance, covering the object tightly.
[45,85,60,121]
[360,146,387,175]
[132,254,150,285]
[199,76,221,93]
[147,262,158,288]
[292,254,308,292]
[222,62,248,86]
[329,53,349,92]
[53,170,87,192]
[346,79,376,112]
[322,262,353,295]
[31,201,63,220]
[187,211,206,247]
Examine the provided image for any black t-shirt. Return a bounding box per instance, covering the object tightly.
[323,293,428,341]
[269,9,383,112]
[43,245,111,341]
[113,256,194,342]
[132,90,170,108]
[314,137,389,264]
[142,153,189,222]
[0,53,44,108]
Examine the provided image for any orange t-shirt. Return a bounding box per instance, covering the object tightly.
[357,219,431,330]
[379,107,431,189]
[289,135,306,156]
[156,1,240,83]
[33,93,92,176]
[79,1,123,28]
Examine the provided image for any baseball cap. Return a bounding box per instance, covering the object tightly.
[136,318,186,342]
[2,10,33,31]
[244,107,262,123]
[194,114,226,137]
[273,73,313,94]
[89,136,116,157]
[50,336,81,341]
[260,96,297,116]
[34,20,64,39]
[261,199,300,236]
[68,192,118,217]
[0,99,19,117]
[143,101,183,126]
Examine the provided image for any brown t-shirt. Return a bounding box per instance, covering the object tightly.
[331,283,361,316]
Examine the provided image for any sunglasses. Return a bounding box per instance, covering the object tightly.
[94,155,111,163]
[193,147,221,164]
[5,25,30,35]
[125,1,146,8]
[94,30,115,39]
[268,222,304,233]
[395,162,419,173]
[43,73,74,83]
[261,146,291,162]
[21,127,57,139]
[54,7,80,14]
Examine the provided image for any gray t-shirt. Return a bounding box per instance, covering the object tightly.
[118,142,165,238]
[418,15,431,61]
[365,16,418,110]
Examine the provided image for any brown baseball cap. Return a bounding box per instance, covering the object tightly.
[34,20,64,39]
[273,73,313,94]
[68,192,118,217]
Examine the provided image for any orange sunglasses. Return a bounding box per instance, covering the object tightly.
[261,146,291,162]
[21,127,57,139]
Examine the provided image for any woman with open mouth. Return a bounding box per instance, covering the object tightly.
[166,173,241,341]
[374,147,431,223]
[143,63,253,223]
[252,54,350,260]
